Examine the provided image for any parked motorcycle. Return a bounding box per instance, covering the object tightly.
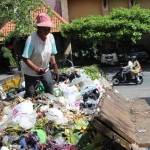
[112,67,143,85]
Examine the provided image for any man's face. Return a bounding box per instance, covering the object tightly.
[37,26,51,39]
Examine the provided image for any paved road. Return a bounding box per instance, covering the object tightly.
[102,65,150,100]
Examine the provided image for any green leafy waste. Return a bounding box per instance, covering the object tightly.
[82,65,103,80]
[1,46,17,67]
[59,65,104,80]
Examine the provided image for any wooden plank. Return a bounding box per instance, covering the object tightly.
[99,89,136,143]
[93,118,131,150]
[96,89,150,147]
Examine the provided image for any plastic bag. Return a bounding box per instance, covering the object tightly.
[46,108,68,124]
[11,100,36,129]
[0,115,10,131]
[31,129,47,144]
[0,146,9,150]
[0,85,7,100]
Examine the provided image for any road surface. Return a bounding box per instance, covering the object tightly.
[103,65,150,100]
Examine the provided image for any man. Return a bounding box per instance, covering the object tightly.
[22,13,58,98]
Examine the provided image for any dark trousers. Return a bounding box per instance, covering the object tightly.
[24,70,53,98]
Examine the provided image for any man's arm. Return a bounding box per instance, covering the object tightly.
[50,55,59,82]
[23,58,47,74]
[50,55,58,72]
[23,58,41,73]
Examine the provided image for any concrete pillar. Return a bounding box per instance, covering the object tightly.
[64,40,72,59]
[60,0,69,21]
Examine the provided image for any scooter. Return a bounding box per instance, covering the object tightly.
[112,67,143,85]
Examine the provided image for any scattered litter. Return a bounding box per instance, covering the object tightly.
[138,129,146,133]
[0,67,109,149]
[0,85,7,100]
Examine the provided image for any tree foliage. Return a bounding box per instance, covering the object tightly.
[61,6,150,44]
[1,47,17,67]
[0,0,50,38]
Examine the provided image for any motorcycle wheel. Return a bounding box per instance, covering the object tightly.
[112,78,120,86]
[136,76,143,85]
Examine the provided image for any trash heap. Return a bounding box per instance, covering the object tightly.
[0,66,111,150]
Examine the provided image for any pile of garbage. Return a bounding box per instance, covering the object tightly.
[0,66,111,150]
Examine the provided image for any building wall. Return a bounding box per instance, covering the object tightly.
[137,0,150,9]
[61,0,150,22]
[108,0,129,11]
[68,0,102,21]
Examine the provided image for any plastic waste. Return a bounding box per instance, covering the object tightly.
[63,85,79,98]
[46,107,68,124]
[2,135,9,146]
[40,105,49,112]
[62,85,81,110]
[43,93,58,101]
[31,129,47,144]
[16,91,25,97]
[19,136,28,149]
[0,85,7,100]
[21,81,25,88]
[54,136,67,145]
[35,81,45,94]
[25,131,40,149]
[70,77,85,87]
[53,87,63,97]
[17,112,36,130]
[9,144,20,149]
[10,100,36,129]
[3,106,11,115]
[58,96,67,106]
[0,115,11,131]
[0,146,9,150]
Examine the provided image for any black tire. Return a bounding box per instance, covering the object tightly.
[112,78,120,86]
[137,76,143,85]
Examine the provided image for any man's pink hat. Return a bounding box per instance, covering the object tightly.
[36,13,54,27]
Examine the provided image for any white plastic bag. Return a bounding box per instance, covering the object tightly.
[0,115,10,131]
[17,112,36,129]
[0,85,6,100]
[46,108,68,124]
[0,146,9,150]
[10,100,36,129]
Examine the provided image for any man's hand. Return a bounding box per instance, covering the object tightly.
[53,68,59,82]
[52,63,59,82]
[23,58,48,75]
[50,56,59,82]
[36,67,47,75]
[55,71,59,83]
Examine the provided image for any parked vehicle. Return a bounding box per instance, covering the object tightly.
[101,49,118,65]
[112,67,143,85]
[117,52,128,66]
[127,46,149,63]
